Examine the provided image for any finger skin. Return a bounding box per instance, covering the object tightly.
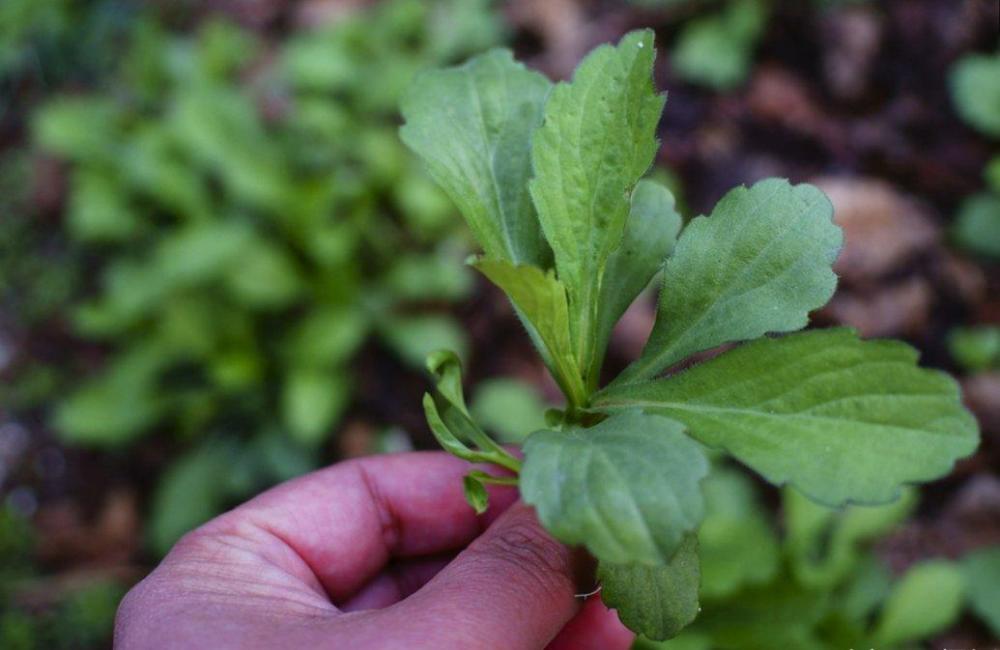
[116,454,625,650]
[379,503,587,649]
[207,451,519,601]
[547,595,635,650]
[340,556,452,611]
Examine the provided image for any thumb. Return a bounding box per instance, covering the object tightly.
[395,502,588,649]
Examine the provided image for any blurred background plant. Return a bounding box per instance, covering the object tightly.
[33,0,501,552]
[1,0,998,648]
[950,49,1000,260]
[635,471,1000,649]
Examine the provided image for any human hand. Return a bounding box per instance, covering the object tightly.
[115,452,634,649]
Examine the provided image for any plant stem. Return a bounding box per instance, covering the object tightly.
[468,470,519,486]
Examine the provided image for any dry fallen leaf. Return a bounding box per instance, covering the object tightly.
[821,276,932,338]
[814,176,940,284]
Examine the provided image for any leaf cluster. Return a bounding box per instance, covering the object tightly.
[24,0,501,553]
[637,470,1000,649]
[402,31,978,639]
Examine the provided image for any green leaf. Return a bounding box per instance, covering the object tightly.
[618,178,841,383]
[950,53,1000,137]
[154,221,255,288]
[224,238,303,309]
[596,328,979,506]
[400,48,551,265]
[423,393,480,462]
[471,258,585,404]
[521,410,708,565]
[948,325,1000,372]
[529,29,665,385]
[961,546,1000,636]
[54,346,169,445]
[380,313,468,369]
[953,192,1000,259]
[784,486,916,588]
[672,0,768,90]
[698,467,779,599]
[33,96,121,161]
[170,87,290,211]
[873,560,965,646]
[284,306,369,369]
[463,474,490,514]
[634,634,711,650]
[592,179,683,380]
[471,378,548,443]
[149,440,237,555]
[599,534,701,641]
[691,578,829,649]
[839,554,893,623]
[382,253,473,302]
[67,169,138,243]
[424,350,479,427]
[423,351,521,473]
[282,369,348,446]
[986,155,1000,194]
[121,124,211,221]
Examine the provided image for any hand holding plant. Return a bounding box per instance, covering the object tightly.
[401,30,979,640]
[115,453,633,650]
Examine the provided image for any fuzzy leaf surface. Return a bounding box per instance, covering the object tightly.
[598,534,700,641]
[596,328,979,506]
[592,179,682,381]
[520,410,708,565]
[462,474,489,514]
[618,178,841,383]
[529,29,664,380]
[400,49,551,265]
[472,258,584,404]
[423,350,520,473]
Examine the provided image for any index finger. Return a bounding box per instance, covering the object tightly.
[196,451,518,602]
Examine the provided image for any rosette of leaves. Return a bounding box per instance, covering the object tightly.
[401,30,979,640]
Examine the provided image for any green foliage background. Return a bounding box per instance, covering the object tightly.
[1,0,499,645]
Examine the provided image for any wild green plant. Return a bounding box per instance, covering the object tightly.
[0,0,134,92]
[636,469,1000,649]
[30,0,501,552]
[638,0,872,91]
[671,0,768,90]
[948,325,1000,373]
[0,506,123,650]
[401,30,978,640]
[950,50,1000,259]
